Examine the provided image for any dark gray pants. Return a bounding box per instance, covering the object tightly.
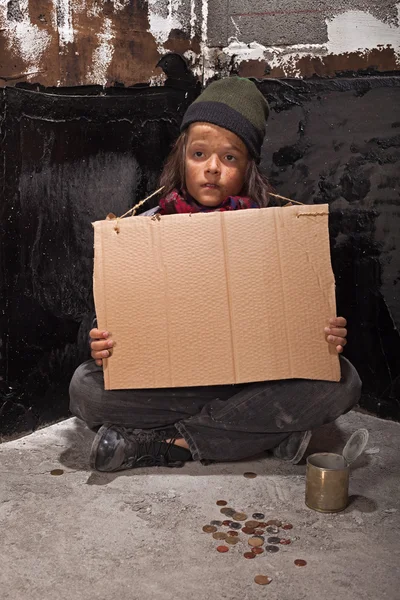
[69,356,361,461]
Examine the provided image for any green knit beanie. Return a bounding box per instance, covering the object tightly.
[180,77,269,163]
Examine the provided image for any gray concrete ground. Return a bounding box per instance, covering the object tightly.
[1,410,399,600]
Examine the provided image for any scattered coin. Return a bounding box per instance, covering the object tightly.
[264,545,279,553]
[267,537,281,544]
[254,529,264,536]
[282,523,293,530]
[294,559,307,567]
[266,519,282,527]
[222,520,231,526]
[243,472,257,479]
[266,526,279,534]
[213,532,228,540]
[216,546,229,553]
[252,513,265,520]
[216,500,228,506]
[244,552,256,559]
[210,520,222,526]
[280,538,291,545]
[226,536,239,545]
[229,522,242,530]
[202,525,217,533]
[242,527,256,535]
[245,520,260,528]
[227,530,239,536]
[232,512,248,521]
[220,507,235,516]
[258,522,267,528]
[248,536,264,547]
[254,575,272,585]
[50,469,64,476]
[251,547,264,555]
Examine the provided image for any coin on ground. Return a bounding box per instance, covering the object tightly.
[242,527,255,535]
[243,472,257,479]
[203,525,217,533]
[267,537,281,544]
[254,575,272,585]
[213,532,228,540]
[266,526,279,534]
[264,545,279,553]
[282,523,293,530]
[216,500,227,506]
[50,469,64,476]
[229,522,242,530]
[222,520,231,526]
[280,538,291,545]
[210,520,222,526]
[258,522,267,528]
[252,513,265,520]
[266,519,282,527]
[248,536,264,547]
[251,547,264,555]
[294,559,307,566]
[245,520,259,528]
[220,507,235,515]
[226,536,239,545]
[244,552,256,559]
[254,529,264,536]
[232,512,247,521]
[227,530,239,536]
[216,546,229,553]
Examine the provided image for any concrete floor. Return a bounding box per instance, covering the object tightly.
[1,410,399,600]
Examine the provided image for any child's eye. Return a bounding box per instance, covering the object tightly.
[225,154,236,162]
[194,151,204,158]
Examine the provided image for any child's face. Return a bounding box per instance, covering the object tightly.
[185,123,249,207]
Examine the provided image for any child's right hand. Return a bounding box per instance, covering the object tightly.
[90,329,114,367]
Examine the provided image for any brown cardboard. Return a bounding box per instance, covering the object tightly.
[92,204,340,390]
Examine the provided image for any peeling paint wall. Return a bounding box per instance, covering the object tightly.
[217,2,400,78]
[0,1,399,87]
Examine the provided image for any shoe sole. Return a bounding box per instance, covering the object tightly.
[89,424,110,471]
[291,430,312,464]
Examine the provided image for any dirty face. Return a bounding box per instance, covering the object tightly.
[184,123,249,207]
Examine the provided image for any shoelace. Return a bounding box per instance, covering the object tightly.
[120,428,181,467]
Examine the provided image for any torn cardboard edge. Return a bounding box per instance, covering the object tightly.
[93,204,340,390]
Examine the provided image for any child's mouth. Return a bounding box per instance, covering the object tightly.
[202,184,219,189]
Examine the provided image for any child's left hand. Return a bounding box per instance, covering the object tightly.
[325,317,347,353]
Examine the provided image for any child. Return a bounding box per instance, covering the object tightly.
[69,77,361,472]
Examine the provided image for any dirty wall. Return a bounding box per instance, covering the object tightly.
[1,2,400,436]
[1,1,400,86]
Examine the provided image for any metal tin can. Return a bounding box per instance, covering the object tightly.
[305,429,369,513]
[305,453,349,512]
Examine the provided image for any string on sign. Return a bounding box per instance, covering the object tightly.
[108,188,308,233]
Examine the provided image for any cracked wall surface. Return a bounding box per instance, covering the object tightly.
[0,1,400,87]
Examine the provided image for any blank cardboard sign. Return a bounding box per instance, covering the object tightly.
[93,204,340,390]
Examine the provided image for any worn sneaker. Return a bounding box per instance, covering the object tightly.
[90,425,192,472]
[273,430,312,464]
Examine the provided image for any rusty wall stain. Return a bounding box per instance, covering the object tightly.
[294,47,400,78]
[0,0,201,87]
[238,47,400,79]
[0,2,399,87]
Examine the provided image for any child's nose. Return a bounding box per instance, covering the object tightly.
[206,155,221,174]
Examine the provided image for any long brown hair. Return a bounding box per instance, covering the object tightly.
[159,131,273,207]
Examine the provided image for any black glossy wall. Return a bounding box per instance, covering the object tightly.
[1,77,399,438]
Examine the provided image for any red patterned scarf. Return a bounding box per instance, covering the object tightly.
[159,189,259,215]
